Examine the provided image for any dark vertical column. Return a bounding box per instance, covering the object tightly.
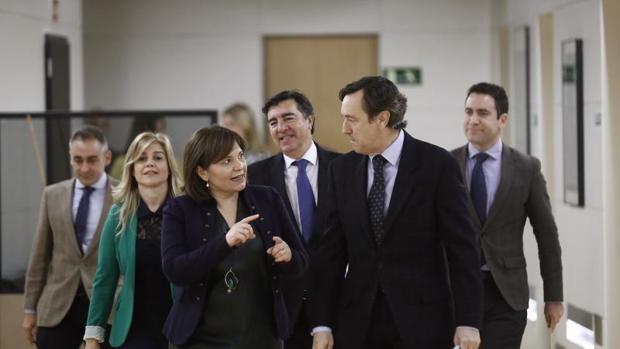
[44,34,72,184]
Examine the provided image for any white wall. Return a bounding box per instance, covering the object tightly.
[0,0,83,282]
[82,0,496,151]
[503,0,604,348]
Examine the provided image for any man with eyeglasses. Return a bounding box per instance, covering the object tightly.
[248,90,340,349]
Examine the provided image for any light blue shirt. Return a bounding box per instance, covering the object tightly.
[465,140,503,216]
[367,130,404,215]
[73,173,108,253]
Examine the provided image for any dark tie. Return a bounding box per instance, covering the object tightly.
[368,155,387,245]
[294,159,315,242]
[470,153,490,266]
[470,153,490,226]
[74,186,95,253]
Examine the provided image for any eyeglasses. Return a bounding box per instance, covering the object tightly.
[224,267,239,293]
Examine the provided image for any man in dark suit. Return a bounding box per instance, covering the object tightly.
[248,90,340,349]
[312,76,482,349]
[23,126,117,349]
[451,82,564,349]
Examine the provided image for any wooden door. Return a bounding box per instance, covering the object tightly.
[265,35,378,153]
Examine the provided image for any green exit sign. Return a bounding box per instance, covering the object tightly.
[383,67,423,85]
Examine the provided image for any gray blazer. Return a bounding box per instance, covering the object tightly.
[24,177,117,327]
[452,144,563,310]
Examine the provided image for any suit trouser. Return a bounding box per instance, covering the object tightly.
[362,291,406,349]
[36,286,111,349]
[480,271,527,349]
[36,287,90,349]
[284,302,312,349]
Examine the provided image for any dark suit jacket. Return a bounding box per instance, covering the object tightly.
[451,144,563,310]
[313,132,482,349]
[24,176,117,327]
[161,185,309,346]
[248,144,340,330]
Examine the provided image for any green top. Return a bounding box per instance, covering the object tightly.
[86,204,137,347]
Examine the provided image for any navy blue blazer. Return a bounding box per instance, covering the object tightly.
[161,185,309,346]
[313,132,482,349]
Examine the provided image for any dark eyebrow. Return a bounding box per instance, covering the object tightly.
[269,112,296,121]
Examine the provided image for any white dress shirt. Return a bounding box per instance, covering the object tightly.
[73,173,108,253]
[282,142,319,235]
[367,130,404,214]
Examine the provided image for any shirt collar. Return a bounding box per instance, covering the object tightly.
[467,139,503,160]
[283,142,318,169]
[75,173,108,190]
[370,130,404,167]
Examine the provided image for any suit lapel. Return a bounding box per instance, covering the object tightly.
[84,178,114,257]
[384,134,421,234]
[271,154,297,231]
[485,145,514,227]
[454,146,482,227]
[453,146,468,179]
[353,154,374,243]
[61,179,83,257]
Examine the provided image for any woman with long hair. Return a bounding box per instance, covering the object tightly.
[84,132,183,349]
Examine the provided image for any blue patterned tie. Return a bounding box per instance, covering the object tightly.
[294,159,315,242]
[74,186,94,253]
[368,155,387,245]
[470,153,490,226]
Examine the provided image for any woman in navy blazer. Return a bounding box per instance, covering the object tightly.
[162,126,308,348]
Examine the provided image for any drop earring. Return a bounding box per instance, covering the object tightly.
[205,180,210,188]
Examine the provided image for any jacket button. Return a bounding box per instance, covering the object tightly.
[272,276,277,280]
[196,296,201,301]
[251,206,256,210]
[199,282,204,287]
[266,231,271,235]
[204,224,210,228]
[202,238,207,242]
[274,289,279,294]
[207,212,211,216]
[260,217,265,222]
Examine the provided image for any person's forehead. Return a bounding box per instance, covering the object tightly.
[466,93,496,108]
[267,99,300,117]
[70,139,104,154]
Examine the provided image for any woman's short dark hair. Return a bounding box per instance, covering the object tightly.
[339,76,408,130]
[183,126,247,202]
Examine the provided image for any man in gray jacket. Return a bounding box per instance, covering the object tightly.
[451,82,564,349]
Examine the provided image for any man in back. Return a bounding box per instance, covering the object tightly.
[22,126,117,349]
[248,90,339,348]
[452,82,563,348]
